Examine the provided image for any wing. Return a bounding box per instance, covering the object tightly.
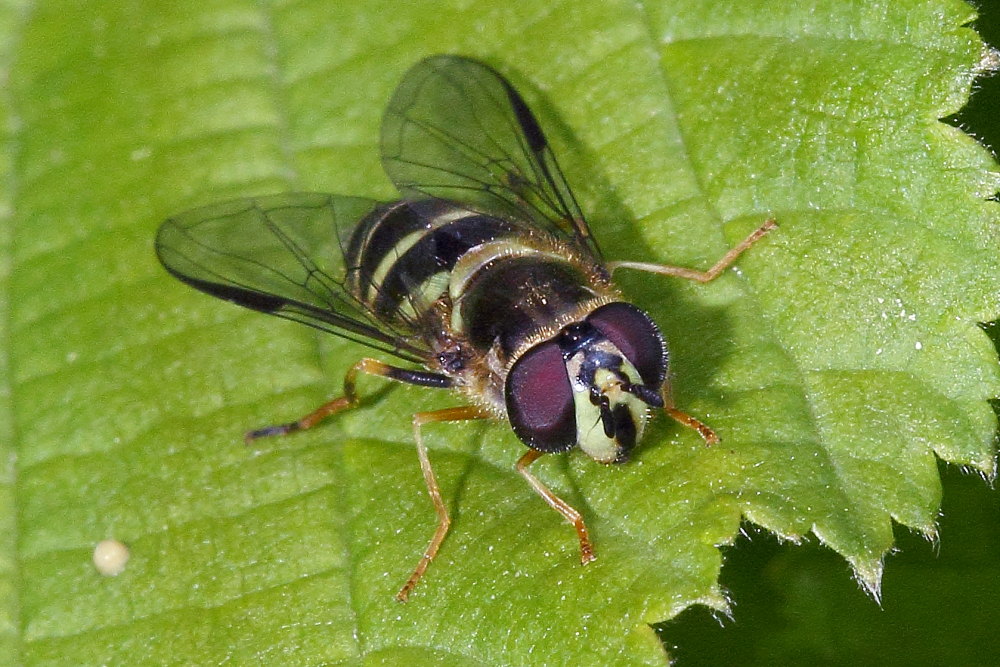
[381,54,603,263]
[155,193,430,363]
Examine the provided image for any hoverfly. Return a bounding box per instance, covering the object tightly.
[156,55,775,601]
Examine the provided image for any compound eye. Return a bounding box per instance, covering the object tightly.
[505,340,576,452]
[586,302,667,386]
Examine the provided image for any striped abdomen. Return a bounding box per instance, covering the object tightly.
[346,200,518,324]
[346,200,612,366]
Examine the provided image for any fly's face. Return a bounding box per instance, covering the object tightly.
[505,302,668,464]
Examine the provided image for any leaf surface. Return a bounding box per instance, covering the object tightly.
[0,0,997,664]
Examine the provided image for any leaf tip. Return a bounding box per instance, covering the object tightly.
[976,46,1000,76]
[851,557,885,606]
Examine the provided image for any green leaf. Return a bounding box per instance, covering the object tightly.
[1,0,997,664]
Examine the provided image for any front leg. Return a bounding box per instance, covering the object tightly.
[515,449,596,565]
[607,218,776,283]
[608,219,775,445]
[660,379,719,445]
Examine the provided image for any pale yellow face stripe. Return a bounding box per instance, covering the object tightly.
[574,364,648,463]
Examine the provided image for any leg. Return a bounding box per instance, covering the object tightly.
[608,218,776,283]
[244,357,451,443]
[609,219,775,443]
[661,378,719,445]
[396,405,492,602]
[516,449,596,565]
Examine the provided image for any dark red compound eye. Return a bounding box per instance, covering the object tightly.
[586,302,667,386]
[504,340,577,452]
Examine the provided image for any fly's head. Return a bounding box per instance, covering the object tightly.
[504,302,667,464]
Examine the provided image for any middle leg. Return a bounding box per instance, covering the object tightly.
[396,404,492,602]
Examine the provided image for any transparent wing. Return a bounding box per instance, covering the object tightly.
[155,193,429,363]
[381,54,602,263]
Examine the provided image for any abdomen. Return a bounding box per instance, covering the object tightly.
[347,199,613,369]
